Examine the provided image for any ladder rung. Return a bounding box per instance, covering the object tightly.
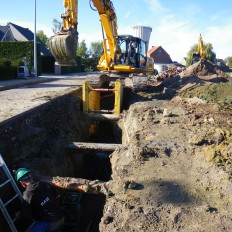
[0,179,11,188]
[4,194,19,207]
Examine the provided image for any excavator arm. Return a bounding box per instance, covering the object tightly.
[197,34,205,58]
[92,0,118,69]
[49,0,154,76]
[49,0,117,68]
[49,0,78,66]
[192,34,205,64]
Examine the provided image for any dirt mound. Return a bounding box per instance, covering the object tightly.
[100,97,232,232]
[180,59,227,78]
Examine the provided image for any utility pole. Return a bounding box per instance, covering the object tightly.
[34,0,37,77]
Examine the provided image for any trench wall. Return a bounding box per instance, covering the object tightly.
[0,89,90,178]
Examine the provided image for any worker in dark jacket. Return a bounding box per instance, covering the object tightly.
[15,168,64,232]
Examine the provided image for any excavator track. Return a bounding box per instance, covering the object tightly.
[124,75,148,91]
[85,72,148,91]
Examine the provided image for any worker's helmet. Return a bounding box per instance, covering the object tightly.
[14,168,31,182]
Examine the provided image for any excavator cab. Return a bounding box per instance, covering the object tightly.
[113,35,148,70]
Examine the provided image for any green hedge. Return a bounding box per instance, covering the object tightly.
[0,41,41,79]
[41,55,84,74]
[0,58,25,80]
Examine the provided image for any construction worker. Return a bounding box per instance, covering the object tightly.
[14,168,64,232]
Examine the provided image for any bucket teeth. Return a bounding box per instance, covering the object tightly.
[49,33,78,66]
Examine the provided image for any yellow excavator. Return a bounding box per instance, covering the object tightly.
[49,0,154,87]
[191,34,206,64]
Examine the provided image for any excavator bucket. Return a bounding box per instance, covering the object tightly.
[49,32,78,66]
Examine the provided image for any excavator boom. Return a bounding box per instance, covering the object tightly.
[192,34,205,64]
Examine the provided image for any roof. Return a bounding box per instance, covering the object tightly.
[147,46,161,55]
[0,25,7,41]
[9,23,35,41]
[0,22,51,56]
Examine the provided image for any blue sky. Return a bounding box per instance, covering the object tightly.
[1,0,232,62]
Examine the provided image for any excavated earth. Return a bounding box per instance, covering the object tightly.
[99,60,232,232]
[0,60,232,231]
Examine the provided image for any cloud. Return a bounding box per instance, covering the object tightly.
[144,0,167,14]
[210,10,230,22]
[148,15,199,62]
[180,3,202,16]
[79,30,102,47]
[205,23,232,59]
[125,12,131,19]
[148,14,232,61]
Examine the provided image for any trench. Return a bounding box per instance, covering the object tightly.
[61,120,121,232]
[0,87,132,232]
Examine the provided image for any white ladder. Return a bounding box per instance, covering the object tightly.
[0,154,24,232]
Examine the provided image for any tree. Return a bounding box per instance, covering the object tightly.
[76,40,89,59]
[88,41,103,70]
[186,44,198,66]
[89,41,103,59]
[224,56,232,68]
[204,43,216,63]
[52,18,62,34]
[186,42,216,66]
[36,30,48,45]
[76,40,89,71]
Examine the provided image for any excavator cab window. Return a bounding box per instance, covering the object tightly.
[114,36,147,68]
[129,38,147,68]
[139,40,146,67]
[114,38,128,65]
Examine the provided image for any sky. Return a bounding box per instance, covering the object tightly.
[1,0,232,62]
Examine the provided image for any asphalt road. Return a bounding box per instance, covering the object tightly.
[0,73,86,125]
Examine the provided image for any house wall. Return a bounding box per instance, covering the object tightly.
[149,47,172,64]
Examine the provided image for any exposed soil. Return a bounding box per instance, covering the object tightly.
[99,59,232,231]
[0,59,232,231]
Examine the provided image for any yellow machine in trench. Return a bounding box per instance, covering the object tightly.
[49,0,154,79]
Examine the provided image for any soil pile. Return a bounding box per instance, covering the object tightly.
[155,59,230,94]
[100,97,232,231]
[179,59,228,79]
[99,68,232,231]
